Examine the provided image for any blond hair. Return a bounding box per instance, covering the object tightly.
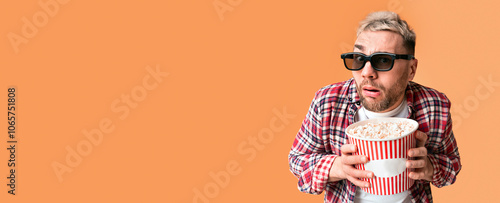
[357,11,416,54]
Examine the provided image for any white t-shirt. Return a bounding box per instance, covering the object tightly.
[353,100,412,203]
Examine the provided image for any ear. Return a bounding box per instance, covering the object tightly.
[408,58,418,81]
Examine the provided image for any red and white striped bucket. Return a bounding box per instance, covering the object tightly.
[346,117,418,195]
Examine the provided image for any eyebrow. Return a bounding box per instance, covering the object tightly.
[354,44,364,51]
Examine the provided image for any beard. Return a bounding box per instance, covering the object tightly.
[356,72,409,112]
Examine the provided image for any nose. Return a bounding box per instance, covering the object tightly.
[361,61,378,79]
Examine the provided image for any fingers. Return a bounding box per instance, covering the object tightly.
[340,144,357,155]
[341,144,369,165]
[408,131,428,158]
[342,164,373,188]
[342,154,369,165]
[406,148,434,181]
[406,159,426,168]
[344,165,374,179]
[347,175,371,188]
[338,144,373,188]
[415,131,428,148]
[408,171,426,180]
[408,157,434,181]
[407,147,427,158]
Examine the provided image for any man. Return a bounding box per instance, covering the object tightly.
[288,11,461,203]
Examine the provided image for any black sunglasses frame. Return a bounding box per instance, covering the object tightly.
[340,52,414,71]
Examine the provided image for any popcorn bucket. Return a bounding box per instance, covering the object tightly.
[346,117,418,195]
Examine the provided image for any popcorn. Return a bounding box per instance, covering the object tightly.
[348,120,414,139]
[346,118,419,195]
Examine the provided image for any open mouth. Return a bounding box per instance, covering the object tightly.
[363,86,380,93]
[362,85,381,97]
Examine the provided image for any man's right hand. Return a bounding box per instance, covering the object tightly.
[328,144,374,188]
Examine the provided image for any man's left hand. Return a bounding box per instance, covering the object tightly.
[407,130,433,181]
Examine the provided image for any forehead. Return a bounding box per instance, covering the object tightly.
[354,31,406,54]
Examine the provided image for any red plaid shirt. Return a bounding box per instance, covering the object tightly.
[288,78,461,203]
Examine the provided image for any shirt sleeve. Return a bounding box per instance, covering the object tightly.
[288,91,339,194]
[426,107,462,187]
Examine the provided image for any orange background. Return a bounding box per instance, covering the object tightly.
[1,0,499,202]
